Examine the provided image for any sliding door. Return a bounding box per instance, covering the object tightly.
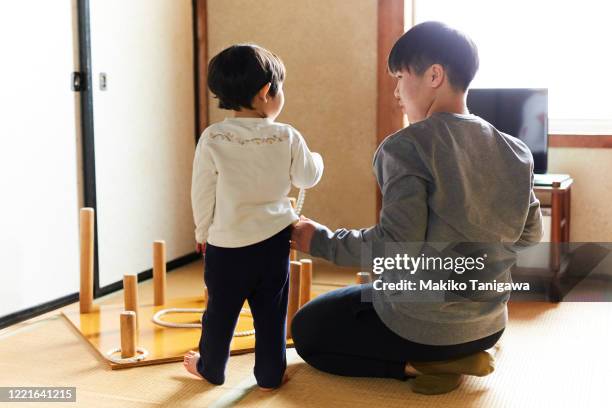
[0,0,80,317]
[89,0,196,288]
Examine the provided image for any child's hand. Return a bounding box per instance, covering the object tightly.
[291,215,317,254]
[196,242,206,255]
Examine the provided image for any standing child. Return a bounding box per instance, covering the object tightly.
[183,44,323,390]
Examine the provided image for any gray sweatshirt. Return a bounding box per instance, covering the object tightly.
[311,112,543,345]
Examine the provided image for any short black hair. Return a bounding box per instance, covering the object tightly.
[207,44,286,111]
[388,21,479,92]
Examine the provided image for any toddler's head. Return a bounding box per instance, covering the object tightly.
[208,44,286,120]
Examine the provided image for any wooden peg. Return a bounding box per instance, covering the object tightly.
[123,274,139,329]
[120,311,137,358]
[153,240,166,306]
[287,261,302,339]
[299,259,312,307]
[356,272,372,285]
[79,208,96,313]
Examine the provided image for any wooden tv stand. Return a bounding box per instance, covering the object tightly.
[520,175,573,301]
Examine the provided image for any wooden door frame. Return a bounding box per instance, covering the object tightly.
[376,0,406,215]
[194,0,208,137]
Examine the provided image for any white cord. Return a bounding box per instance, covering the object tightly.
[151,308,255,337]
[296,188,306,216]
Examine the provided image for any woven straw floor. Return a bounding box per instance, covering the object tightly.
[1,260,610,407]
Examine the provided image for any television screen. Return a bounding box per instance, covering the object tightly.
[467,88,548,174]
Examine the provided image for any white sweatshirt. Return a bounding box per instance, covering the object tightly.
[191,117,324,248]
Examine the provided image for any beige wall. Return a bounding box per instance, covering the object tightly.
[207,0,379,230]
[548,148,612,242]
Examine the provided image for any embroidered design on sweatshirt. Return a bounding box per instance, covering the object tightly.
[208,132,288,146]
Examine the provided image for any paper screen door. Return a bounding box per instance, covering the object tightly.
[89,0,196,287]
[0,0,80,316]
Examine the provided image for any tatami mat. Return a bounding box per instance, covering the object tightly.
[1,261,610,407]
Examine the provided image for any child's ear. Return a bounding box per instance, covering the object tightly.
[429,64,445,88]
[257,82,272,102]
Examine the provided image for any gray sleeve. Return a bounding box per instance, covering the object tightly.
[514,188,543,248]
[310,135,429,266]
[513,156,544,248]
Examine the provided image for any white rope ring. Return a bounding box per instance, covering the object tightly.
[151,308,255,337]
[106,347,149,364]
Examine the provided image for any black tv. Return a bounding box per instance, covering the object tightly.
[467,88,548,174]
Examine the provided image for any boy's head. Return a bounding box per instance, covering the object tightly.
[388,21,479,123]
[208,44,286,117]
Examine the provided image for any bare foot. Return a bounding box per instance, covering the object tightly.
[404,362,421,377]
[259,373,290,392]
[183,350,204,380]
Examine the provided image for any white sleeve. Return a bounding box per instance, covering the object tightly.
[191,138,217,243]
[289,127,324,189]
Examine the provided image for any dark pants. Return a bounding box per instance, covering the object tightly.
[196,226,291,388]
[291,284,504,380]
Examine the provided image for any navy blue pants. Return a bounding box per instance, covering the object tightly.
[196,226,291,388]
[291,284,504,380]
